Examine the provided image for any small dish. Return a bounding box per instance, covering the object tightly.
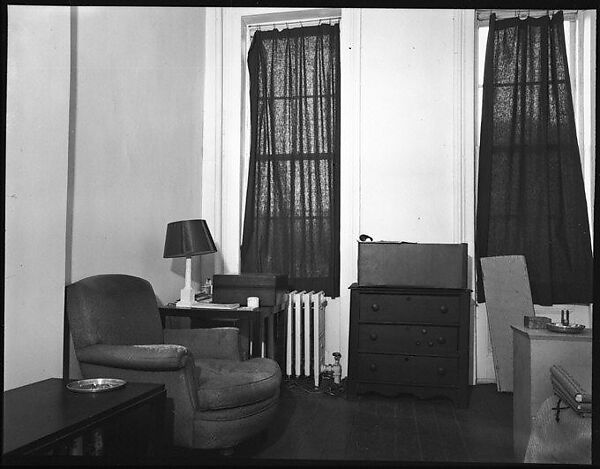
[546,322,586,334]
[66,378,127,393]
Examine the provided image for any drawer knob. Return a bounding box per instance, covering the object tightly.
[428,341,434,347]
[404,357,410,362]
[369,332,378,341]
[369,363,377,372]
[437,336,446,344]
[371,303,380,312]
[440,305,448,314]
[421,328,428,335]
[437,367,446,376]
[415,340,421,346]
[405,296,411,301]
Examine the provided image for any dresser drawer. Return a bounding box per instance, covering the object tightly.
[356,353,459,386]
[359,293,460,324]
[358,324,458,355]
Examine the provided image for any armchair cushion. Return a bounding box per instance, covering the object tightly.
[164,327,242,361]
[77,343,190,371]
[194,358,281,411]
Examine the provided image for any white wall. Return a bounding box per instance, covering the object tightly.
[69,6,206,304]
[4,6,71,390]
[360,10,456,241]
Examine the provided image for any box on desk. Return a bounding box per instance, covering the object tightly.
[212,273,288,308]
[358,242,468,289]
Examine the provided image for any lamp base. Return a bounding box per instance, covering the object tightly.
[176,286,195,308]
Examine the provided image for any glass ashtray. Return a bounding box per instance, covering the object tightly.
[546,322,586,334]
[66,378,127,393]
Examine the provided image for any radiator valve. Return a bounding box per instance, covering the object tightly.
[332,352,342,384]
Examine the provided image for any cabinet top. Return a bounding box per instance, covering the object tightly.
[511,324,592,341]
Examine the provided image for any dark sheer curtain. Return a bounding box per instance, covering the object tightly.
[241,24,341,298]
[476,12,593,305]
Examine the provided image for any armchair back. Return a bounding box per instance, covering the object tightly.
[66,274,164,350]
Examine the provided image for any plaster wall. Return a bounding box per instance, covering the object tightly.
[359,9,456,242]
[4,6,71,390]
[69,7,207,304]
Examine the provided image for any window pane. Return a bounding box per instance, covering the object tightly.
[477,26,488,86]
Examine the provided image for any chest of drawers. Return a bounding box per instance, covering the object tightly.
[347,284,471,407]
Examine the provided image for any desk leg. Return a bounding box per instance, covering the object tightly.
[267,314,275,360]
[250,318,258,358]
[259,316,266,358]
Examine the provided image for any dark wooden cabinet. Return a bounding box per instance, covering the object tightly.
[347,284,470,407]
[3,378,166,461]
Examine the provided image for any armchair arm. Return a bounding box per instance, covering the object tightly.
[77,343,190,371]
[164,327,242,361]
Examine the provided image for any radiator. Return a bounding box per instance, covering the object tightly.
[285,290,326,387]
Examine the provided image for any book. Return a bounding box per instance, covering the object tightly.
[190,302,240,309]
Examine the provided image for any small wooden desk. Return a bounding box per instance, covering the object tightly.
[3,378,166,460]
[159,303,283,360]
[511,325,592,462]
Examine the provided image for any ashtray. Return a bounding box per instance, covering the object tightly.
[66,378,127,393]
[546,323,586,334]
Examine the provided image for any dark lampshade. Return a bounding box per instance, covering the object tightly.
[163,219,217,258]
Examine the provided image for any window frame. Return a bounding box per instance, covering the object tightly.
[239,10,342,295]
[472,10,595,383]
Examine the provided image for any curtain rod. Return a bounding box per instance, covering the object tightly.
[248,16,340,34]
[477,9,579,23]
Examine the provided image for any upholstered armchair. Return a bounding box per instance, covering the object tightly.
[65,274,281,451]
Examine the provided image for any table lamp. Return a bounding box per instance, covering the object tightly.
[163,219,217,307]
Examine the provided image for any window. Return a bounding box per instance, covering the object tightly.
[474,10,595,305]
[240,20,341,297]
[476,10,595,241]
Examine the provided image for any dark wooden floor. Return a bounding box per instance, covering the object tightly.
[172,380,514,465]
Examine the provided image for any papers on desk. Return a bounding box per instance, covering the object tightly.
[190,301,240,309]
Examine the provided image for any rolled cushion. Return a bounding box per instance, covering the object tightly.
[78,343,189,371]
[194,358,281,410]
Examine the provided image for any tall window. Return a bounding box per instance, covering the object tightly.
[476,12,595,234]
[241,24,341,298]
[475,11,593,305]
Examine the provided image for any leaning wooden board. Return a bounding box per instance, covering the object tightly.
[480,255,535,392]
